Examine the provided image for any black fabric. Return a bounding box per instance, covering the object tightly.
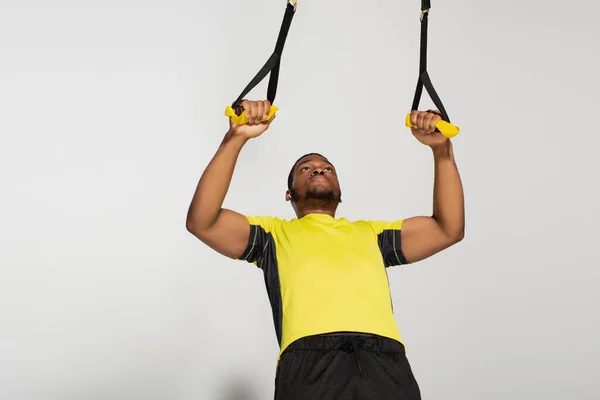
[275,333,421,400]
[378,229,408,267]
[240,225,284,346]
[410,1,451,124]
[232,2,296,113]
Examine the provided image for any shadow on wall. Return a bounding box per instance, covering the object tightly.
[217,376,263,400]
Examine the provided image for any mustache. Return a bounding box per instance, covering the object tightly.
[309,174,329,182]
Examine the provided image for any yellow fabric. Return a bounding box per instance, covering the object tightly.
[405,113,460,138]
[243,214,405,358]
[225,105,279,125]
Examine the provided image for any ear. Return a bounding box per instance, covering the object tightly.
[285,190,291,202]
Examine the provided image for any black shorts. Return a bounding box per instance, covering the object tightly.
[274,332,421,400]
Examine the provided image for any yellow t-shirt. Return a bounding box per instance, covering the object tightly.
[237,213,408,358]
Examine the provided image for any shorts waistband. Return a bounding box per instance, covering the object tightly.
[283,332,406,355]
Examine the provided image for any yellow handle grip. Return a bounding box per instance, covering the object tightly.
[405,114,460,139]
[225,105,279,125]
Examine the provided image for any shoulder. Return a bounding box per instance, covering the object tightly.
[245,215,294,233]
[351,219,405,234]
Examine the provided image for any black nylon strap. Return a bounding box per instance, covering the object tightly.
[232,3,296,112]
[419,71,450,123]
[410,1,451,123]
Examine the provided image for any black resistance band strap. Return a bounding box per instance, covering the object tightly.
[410,0,451,123]
[232,1,297,114]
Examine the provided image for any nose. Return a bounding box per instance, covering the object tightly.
[312,168,324,175]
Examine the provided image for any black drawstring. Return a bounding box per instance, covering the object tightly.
[339,337,368,372]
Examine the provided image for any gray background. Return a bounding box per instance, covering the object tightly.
[1,0,598,399]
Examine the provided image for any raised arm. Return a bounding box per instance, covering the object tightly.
[400,110,465,264]
[186,100,275,259]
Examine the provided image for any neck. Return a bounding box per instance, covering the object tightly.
[294,200,337,218]
[299,209,336,218]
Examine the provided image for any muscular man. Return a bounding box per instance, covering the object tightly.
[186,99,465,399]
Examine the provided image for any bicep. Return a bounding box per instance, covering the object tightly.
[190,208,250,259]
[400,216,457,263]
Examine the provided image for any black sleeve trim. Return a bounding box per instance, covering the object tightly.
[238,224,259,262]
[378,229,408,267]
[238,224,273,269]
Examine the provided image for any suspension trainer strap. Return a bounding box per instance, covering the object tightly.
[406,0,460,138]
[225,0,297,124]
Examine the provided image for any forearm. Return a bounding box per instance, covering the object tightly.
[186,131,248,231]
[431,141,465,240]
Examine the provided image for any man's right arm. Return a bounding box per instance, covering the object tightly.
[185,100,275,259]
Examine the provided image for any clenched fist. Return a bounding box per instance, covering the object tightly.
[228,99,276,139]
[409,110,450,147]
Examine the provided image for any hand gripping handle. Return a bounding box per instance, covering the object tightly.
[225,105,279,125]
[405,113,460,139]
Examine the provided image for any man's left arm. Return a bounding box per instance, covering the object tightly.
[401,110,465,264]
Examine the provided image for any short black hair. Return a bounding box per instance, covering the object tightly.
[287,152,327,191]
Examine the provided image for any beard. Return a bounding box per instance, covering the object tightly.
[290,187,341,203]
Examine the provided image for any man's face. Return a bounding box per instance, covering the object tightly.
[289,155,341,203]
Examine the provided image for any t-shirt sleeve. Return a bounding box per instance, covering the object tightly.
[364,219,408,267]
[236,216,278,268]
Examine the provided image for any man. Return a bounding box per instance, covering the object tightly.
[186,99,465,399]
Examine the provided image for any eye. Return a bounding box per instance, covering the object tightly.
[324,167,333,172]
[301,166,310,172]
